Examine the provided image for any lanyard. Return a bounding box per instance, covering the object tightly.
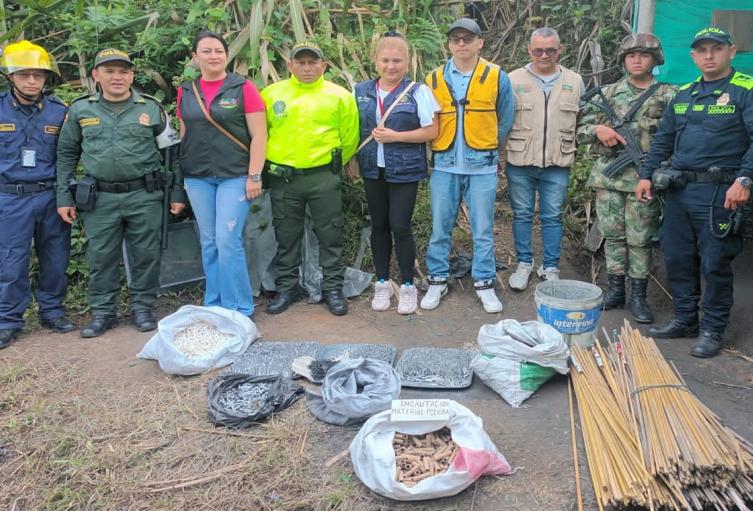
[376,80,401,116]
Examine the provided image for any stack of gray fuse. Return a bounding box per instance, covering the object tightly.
[225,341,321,377]
[396,347,475,388]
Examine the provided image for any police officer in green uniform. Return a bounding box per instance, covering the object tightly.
[56,49,186,337]
[636,28,753,358]
[260,42,359,316]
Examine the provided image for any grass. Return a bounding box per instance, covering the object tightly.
[0,351,509,511]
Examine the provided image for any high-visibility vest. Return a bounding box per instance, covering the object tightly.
[426,58,500,152]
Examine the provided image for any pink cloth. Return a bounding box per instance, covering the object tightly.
[451,446,513,479]
[176,77,264,118]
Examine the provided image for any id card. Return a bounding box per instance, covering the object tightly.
[21,148,36,168]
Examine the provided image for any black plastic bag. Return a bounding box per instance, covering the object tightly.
[207,373,303,428]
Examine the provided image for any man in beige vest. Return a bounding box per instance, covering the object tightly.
[505,27,584,290]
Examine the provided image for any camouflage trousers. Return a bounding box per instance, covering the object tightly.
[595,188,660,279]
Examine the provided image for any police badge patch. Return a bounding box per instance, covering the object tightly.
[139,113,151,126]
[717,93,730,106]
[272,100,286,118]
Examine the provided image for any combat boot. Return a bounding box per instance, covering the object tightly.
[627,278,654,324]
[648,318,698,339]
[690,330,723,358]
[603,274,625,310]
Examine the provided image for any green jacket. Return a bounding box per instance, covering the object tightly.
[56,89,185,207]
[261,75,359,168]
[576,77,676,192]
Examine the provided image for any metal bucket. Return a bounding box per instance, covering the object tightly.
[535,280,603,347]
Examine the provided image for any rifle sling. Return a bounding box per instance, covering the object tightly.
[622,82,661,123]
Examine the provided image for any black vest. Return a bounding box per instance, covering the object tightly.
[179,73,251,178]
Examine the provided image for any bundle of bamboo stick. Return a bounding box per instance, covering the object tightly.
[571,321,753,510]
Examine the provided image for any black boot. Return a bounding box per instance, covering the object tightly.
[322,290,348,316]
[80,315,118,338]
[603,274,625,310]
[690,330,723,358]
[628,278,654,324]
[41,316,76,333]
[266,290,301,315]
[648,318,699,339]
[0,328,21,349]
[132,310,157,332]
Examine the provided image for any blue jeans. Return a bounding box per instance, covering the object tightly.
[505,164,570,268]
[425,170,498,281]
[184,176,253,316]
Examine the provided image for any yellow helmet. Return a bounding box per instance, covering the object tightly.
[0,40,60,76]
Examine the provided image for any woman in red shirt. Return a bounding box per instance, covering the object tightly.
[177,31,266,317]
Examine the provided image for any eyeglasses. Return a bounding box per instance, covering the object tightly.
[14,71,47,80]
[448,35,478,45]
[531,47,559,57]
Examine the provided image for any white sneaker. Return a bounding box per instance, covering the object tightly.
[537,266,560,281]
[509,262,534,290]
[420,279,448,310]
[371,280,393,311]
[397,284,418,315]
[475,279,503,313]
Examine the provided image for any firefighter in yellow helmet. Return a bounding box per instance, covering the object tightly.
[0,41,74,349]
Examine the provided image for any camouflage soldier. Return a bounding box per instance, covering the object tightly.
[576,34,676,323]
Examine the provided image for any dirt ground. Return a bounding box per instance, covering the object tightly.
[1,220,753,510]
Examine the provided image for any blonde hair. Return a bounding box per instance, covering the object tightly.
[374,31,410,60]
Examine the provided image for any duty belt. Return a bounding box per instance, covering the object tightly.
[0,181,54,195]
[96,177,146,193]
[679,169,737,184]
[266,161,333,177]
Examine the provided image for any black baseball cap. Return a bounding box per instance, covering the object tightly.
[290,41,324,59]
[94,48,132,68]
[691,27,733,48]
[446,18,482,37]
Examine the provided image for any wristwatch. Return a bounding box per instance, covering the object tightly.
[736,176,752,189]
[247,173,262,183]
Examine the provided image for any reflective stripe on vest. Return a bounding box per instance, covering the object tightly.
[426,58,500,152]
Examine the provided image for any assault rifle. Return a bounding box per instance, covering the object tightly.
[581,84,659,178]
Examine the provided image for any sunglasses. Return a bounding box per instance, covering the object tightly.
[448,35,478,45]
[531,47,559,57]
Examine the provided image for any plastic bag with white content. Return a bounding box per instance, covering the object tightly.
[137,305,258,375]
[350,400,512,501]
[471,319,569,407]
[306,358,401,426]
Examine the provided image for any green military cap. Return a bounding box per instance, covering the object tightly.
[691,27,733,48]
[290,41,324,59]
[94,48,133,68]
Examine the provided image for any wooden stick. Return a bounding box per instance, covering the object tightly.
[568,379,584,511]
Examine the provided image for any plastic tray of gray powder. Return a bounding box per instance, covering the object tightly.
[225,341,321,377]
[311,343,397,383]
[396,347,475,389]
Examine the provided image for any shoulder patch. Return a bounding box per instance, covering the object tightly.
[46,95,68,107]
[70,94,94,104]
[731,72,753,90]
[139,92,162,104]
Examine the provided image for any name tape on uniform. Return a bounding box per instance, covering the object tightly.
[44,125,61,134]
[0,123,16,132]
[79,117,100,128]
[391,399,450,422]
